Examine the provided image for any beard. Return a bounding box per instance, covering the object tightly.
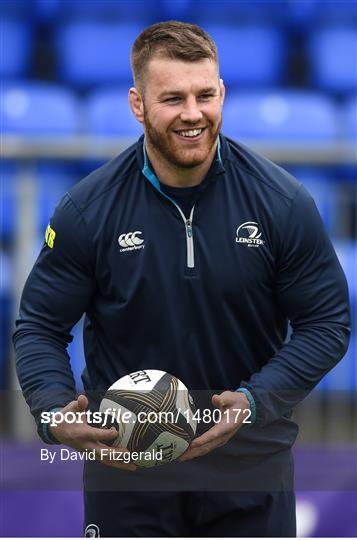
[143,110,222,170]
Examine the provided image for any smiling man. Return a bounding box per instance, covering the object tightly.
[14,21,350,538]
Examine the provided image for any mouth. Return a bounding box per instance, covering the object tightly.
[173,127,206,141]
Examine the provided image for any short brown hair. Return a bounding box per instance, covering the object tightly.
[131,21,218,91]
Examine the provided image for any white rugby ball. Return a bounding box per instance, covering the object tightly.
[100,369,197,467]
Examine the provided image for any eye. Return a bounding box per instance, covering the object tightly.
[198,93,214,101]
[164,97,181,104]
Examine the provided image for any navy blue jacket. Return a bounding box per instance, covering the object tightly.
[14,134,350,453]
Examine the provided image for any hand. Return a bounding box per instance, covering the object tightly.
[179,391,250,462]
[49,394,136,471]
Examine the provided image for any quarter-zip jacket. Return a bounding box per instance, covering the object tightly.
[14,134,350,456]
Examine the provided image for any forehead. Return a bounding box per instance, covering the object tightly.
[144,57,219,93]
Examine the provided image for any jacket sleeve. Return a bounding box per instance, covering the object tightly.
[240,184,351,427]
[13,193,95,441]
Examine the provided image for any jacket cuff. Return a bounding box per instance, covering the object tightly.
[236,387,257,424]
[38,407,63,445]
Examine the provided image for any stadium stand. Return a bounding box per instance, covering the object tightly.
[345,95,357,139]
[222,91,338,140]
[0,0,34,18]
[309,28,357,93]
[204,26,286,87]
[288,0,357,26]
[85,88,143,136]
[191,0,288,23]
[1,164,17,244]
[36,0,156,21]
[312,1,357,24]
[1,20,32,78]
[56,22,144,86]
[1,83,79,134]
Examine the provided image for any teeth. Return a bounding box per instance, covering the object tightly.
[178,129,203,138]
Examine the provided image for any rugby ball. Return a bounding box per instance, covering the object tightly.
[100,369,197,467]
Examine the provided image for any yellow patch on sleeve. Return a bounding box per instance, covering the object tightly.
[45,224,56,248]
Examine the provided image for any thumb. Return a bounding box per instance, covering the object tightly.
[76,394,88,412]
[63,394,88,414]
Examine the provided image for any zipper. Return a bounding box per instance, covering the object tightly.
[141,147,196,269]
[172,204,195,268]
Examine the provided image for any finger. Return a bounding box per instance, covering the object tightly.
[212,391,235,409]
[86,426,119,441]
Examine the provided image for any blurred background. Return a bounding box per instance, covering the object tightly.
[1,0,356,536]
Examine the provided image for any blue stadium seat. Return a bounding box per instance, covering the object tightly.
[40,0,156,20]
[85,88,143,136]
[56,23,144,86]
[287,0,317,27]
[161,0,193,20]
[314,2,357,24]
[34,0,61,21]
[288,1,357,26]
[309,28,357,93]
[345,96,357,139]
[223,91,338,140]
[1,20,32,78]
[1,164,17,242]
[204,26,286,87]
[0,1,34,18]
[1,83,79,134]
[192,1,288,23]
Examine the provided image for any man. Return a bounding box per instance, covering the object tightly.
[14,21,350,537]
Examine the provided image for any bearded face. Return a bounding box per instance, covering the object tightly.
[137,57,224,171]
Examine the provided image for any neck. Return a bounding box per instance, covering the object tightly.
[145,140,218,188]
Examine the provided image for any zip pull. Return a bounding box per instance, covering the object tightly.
[185,212,195,268]
[186,219,193,238]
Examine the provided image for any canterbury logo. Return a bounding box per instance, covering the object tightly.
[236,221,265,247]
[118,231,145,252]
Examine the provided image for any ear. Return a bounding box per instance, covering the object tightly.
[128,87,144,123]
[219,78,225,106]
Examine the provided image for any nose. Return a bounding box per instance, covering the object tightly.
[180,97,203,124]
